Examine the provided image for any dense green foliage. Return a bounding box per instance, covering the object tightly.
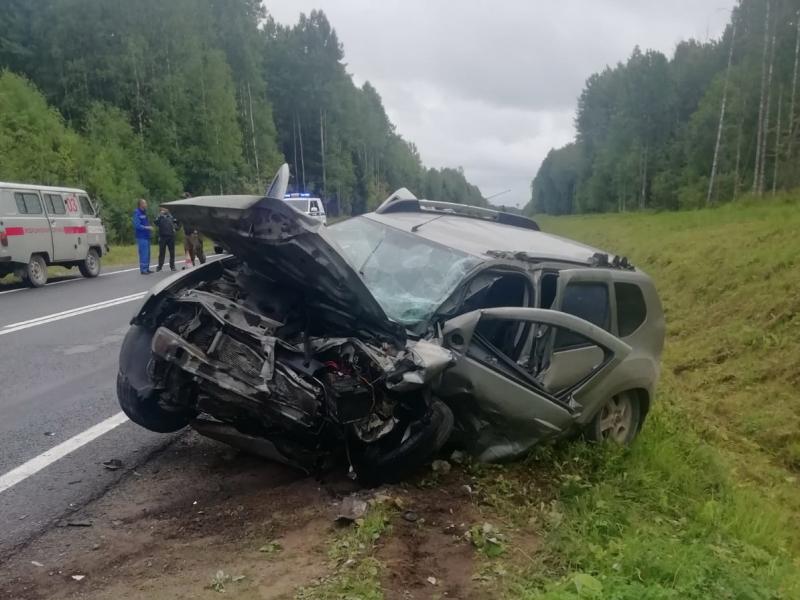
[527,0,800,215]
[0,1,483,241]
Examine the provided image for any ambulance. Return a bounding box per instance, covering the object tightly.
[0,182,108,287]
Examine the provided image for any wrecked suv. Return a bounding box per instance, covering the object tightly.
[117,165,664,481]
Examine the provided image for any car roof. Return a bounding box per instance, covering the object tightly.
[0,181,88,194]
[362,211,605,265]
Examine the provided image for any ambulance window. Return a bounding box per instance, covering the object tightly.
[44,194,66,215]
[310,200,320,213]
[79,195,95,216]
[14,192,43,215]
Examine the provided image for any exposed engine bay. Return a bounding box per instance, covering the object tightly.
[120,258,455,481]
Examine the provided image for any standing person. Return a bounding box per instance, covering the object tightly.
[132,198,153,275]
[180,192,206,269]
[155,206,179,272]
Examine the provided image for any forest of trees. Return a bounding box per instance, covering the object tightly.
[0,0,484,242]
[526,0,800,215]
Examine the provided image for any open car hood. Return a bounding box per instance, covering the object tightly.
[165,166,405,345]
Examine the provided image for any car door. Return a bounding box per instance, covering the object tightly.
[78,193,104,249]
[60,192,87,260]
[539,269,616,393]
[42,193,74,261]
[436,307,631,462]
[10,190,53,261]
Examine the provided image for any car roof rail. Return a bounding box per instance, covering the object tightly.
[375,190,540,232]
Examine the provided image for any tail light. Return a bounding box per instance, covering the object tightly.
[0,228,7,247]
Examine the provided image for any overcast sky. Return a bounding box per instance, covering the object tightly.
[266,1,736,207]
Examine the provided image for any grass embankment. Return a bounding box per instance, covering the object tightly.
[503,196,800,598]
[304,196,800,599]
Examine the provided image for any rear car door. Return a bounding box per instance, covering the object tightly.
[539,269,616,393]
[43,192,75,261]
[436,307,630,462]
[78,193,104,250]
[60,192,87,259]
[9,190,53,260]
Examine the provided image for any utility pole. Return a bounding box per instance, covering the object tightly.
[707,21,736,206]
[773,87,783,196]
[753,0,771,194]
[759,28,777,196]
[292,114,299,188]
[788,10,800,159]
[320,108,326,197]
[298,116,306,191]
[247,82,260,186]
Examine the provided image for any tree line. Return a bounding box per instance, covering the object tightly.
[0,1,484,242]
[526,0,800,216]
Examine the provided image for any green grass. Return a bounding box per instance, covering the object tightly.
[297,502,393,600]
[481,195,800,598]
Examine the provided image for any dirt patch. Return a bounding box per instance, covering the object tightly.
[378,474,485,600]
[0,432,354,600]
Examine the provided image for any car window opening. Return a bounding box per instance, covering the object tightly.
[470,274,531,357]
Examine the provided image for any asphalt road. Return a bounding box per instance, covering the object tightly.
[0,259,218,558]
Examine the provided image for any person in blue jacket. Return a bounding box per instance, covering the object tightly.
[132,198,154,274]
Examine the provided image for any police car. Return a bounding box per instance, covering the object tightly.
[0,182,108,287]
[283,193,327,224]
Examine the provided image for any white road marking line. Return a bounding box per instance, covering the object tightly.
[0,292,146,336]
[0,412,129,494]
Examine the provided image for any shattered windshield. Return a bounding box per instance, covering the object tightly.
[327,217,480,326]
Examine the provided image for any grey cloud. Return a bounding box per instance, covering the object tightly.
[266,0,735,206]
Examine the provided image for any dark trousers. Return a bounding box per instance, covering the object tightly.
[158,236,176,270]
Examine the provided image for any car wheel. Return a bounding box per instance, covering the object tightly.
[356,400,454,485]
[117,325,195,433]
[586,391,642,444]
[79,248,101,278]
[117,373,194,433]
[26,254,48,287]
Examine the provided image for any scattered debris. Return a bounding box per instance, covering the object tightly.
[30,561,44,568]
[402,510,419,523]
[208,570,245,593]
[431,459,452,474]
[70,574,85,582]
[67,520,92,528]
[43,432,56,437]
[102,459,123,471]
[67,479,82,485]
[56,519,92,528]
[258,540,283,555]
[336,495,368,523]
[427,576,438,585]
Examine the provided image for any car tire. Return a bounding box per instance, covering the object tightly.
[356,400,454,485]
[117,325,195,433]
[117,373,193,433]
[585,390,642,444]
[79,248,101,278]
[25,254,48,287]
